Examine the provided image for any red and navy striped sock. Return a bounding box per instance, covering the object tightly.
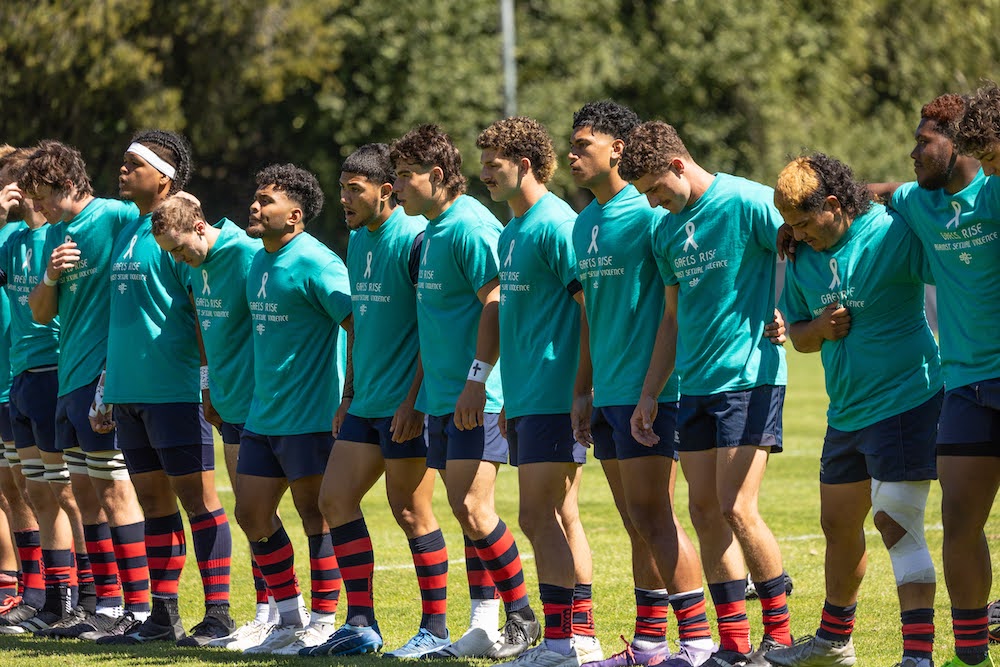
[190,508,232,605]
[464,535,497,601]
[635,587,670,643]
[756,574,792,644]
[14,530,44,610]
[708,580,751,653]
[540,583,574,640]
[84,522,122,611]
[0,569,17,599]
[952,606,989,666]
[473,519,530,614]
[669,589,712,643]
[573,583,595,637]
[145,512,186,600]
[250,526,302,622]
[409,529,448,638]
[901,608,934,661]
[41,548,74,614]
[308,532,341,617]
[75,549,95,612]
[816,600,856,643]
[110,521,150,614]
[251,557,268,605]
[330,518,375,627]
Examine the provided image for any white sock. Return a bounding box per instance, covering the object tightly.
[276,594,308,627]
[96,605,124,618]
[680,638,715,652]
[267,595,279,623]
[470,598,501,638]
[545,637,574,655]
[132,609,150,622]
[310,611,336,626]
[255,602,271,624]
[632,636,667,651]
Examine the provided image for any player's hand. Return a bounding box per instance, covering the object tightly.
[454,381,486,431]
[332,396,351,437]
[571,392,594,447]
[201,388,223,429]
[498,407,507,440]
[776,223,797,262]
[0,183,23,224]
[47,241,81,280]
[765,308,787,345]
[814,302,852,341]
[390,400,424,444]
[89,402,116,434]
[630,395,660,447]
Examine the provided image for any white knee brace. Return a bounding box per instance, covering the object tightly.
[871,479,936,586]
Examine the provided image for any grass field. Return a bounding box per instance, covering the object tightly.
[1,349,998,665]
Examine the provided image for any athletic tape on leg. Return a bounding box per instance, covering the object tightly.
[20,458,45,482]
[871,479,935,585]
[86,451,130,481]
[43,460,71,483]
[62,447,89,477]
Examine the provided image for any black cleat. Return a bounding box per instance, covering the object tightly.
[486,610,541,660]
[97,598,185,644]
[176,604,236,647]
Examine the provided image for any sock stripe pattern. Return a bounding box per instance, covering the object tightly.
[410,529,448,635]
[708,580,751,653]
[250,526,300,603]
[901,608,934,660]
[472,519,529,612]
[817,600,857,641]
[190,508,232,604]
[74,549,91,609]
[308,532,342,615]
[330,518,374,627]
[635,587,670,642]
[540,583,574,640]
[669,589,712,642]
[464,534,497,601]
[144,512,186,598]
[42,548,74,615]
[952,606,989,665]
[0,569,17,599]
[110,521,150,613]
[251,557,268,605]
[14,530,44,610]
[756,574,792,645]
[573,583,595,637]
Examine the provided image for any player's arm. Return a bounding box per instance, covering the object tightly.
[333,314,354,437]
[630,284,679,447]
[190,291,222,428]
[391,354,425,443]
[788,302,852,353]
[30,239,81,324]
[571,292,594,446]
[454,278,500,431]
[869,182,904,203]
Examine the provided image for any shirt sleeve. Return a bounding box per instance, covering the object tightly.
[651,214,679,286]
[546,218,581,293]
[751,192,784,254]
[311,256,353,325]
[778,262,811,325]
[457,221,501,293]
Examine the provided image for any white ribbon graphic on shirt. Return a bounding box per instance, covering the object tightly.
[946,200,962,229]
[257,271,269,298]
[363,251,373,279]
[64,235,72,244]
[683,221,699,252]
[20,247,31,273]
[122,235,138,260]
[829,258,841,290]
[421,238,430,265]
[201,269,210,295]
[504,239,515,268]
[587,225,599,254]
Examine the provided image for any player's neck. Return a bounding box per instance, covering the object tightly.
[68,194,94,219]
[589,172,628,206]
[263,226,304,253]
[508,182,547,218]
[943,159,981,195]
[203,224,221,251]
[426,194,458,221]
[365,204,396,232]
[684,163,715,208]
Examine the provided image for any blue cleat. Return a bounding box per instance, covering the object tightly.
[385,627,451,658]
[300,621,383,657]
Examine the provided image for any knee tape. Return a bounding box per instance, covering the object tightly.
[62,447,89,477]
[871,479,936,586]
[43,460,70,483]
[20,458,45,482]
[86,451,130,481]
[3,444,19,467]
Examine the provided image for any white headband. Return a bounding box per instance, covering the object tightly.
[126,142,176,180]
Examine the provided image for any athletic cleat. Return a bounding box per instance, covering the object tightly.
[0,602,40,632]
[573,635,604,663]
[0,595,22,613]
[940,657,996,667]
[745,635,791,666]
[97,598,186,645]
[892,658,931,667]
[300,621,383,656]
[34,606,90,637]
[271,620,337,655]
[385,627,451,658]
[18,610,68,634]
[988,599,1000,644]
[79,611,141,641]
[586,635,673,666]
[764,634,855,666]
[661,643,717,666]
[205,619,276,651]
[176,606,237,647]
[488,612,542,659]
[504,641,582,667]
[242,622,306,654]
[424,627,499,659]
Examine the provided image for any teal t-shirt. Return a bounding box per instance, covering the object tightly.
[0,225,60,375]
[0,223,23,402]
[244,232,352,436]
[185,219,261,425]
[890,170,1000,389]
[654,173,787,395]
[105,213,200,404]
[572,185,680,407]
[44,198,139,395]
[780,204,941,431]
[499,193,582,418]
[347,208,427,418]
[415,195,504,416]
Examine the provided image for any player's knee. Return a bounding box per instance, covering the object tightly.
[871,480,935,586]
[686,495,719,534]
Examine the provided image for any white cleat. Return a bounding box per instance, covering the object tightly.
[242,622,305,654]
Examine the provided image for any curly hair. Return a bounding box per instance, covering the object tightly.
[150,195,204,236]
[0,147,33,183]
[341,143,395,186]
[920,94,968,141]
[775,153,872,220]
[130,129,193,194]
[390,124,467,197]
[255,163,325,223]
[618,121,691,182]
[572,101,641,141]
[476,117,557,184]
[956,82,1000,156]
[18,140,94,199]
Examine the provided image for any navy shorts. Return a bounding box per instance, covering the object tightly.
[237,429,334,482]
[592,403,679,461]
[937,377,1000,456]
[10,369,59,453]
[0,401,13,443]
[507,413,587,466]
[338,412,427,459]
[678,385,785,453]
[55,376,118,453]
[821,390,943,485]
[115,403,214,476]
[122,443,216,476]
[426,413,508,470]
[219,422,244,446]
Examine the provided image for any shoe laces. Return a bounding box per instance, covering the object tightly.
[189,614,228,636]
[405,628,437,649]
[607,635,638,665]
[0,595,22,613]
[499,616,530,644]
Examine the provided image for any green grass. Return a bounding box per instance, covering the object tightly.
[1,349,999,665]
